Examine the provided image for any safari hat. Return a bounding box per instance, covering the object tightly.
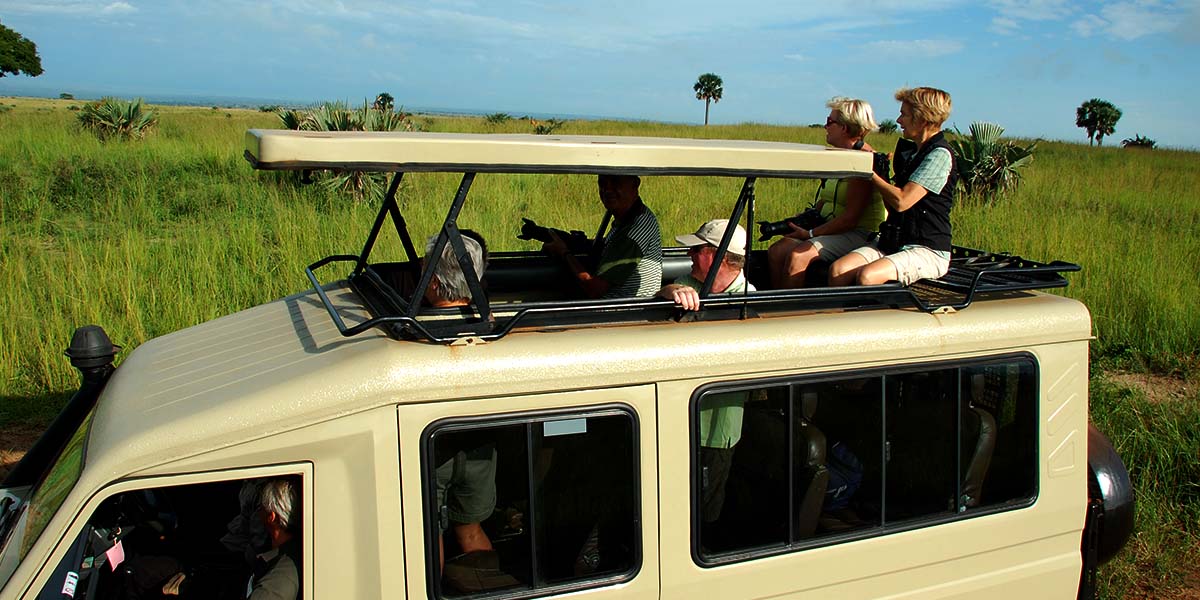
[675,219,747,256]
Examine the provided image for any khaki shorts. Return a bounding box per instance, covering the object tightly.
[809,229,873,262]
[850,245,950,286]
[436,446,498,526]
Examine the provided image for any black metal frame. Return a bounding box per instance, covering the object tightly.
[302,171,1082,344]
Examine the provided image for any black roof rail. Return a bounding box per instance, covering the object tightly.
[301,171,1079,345]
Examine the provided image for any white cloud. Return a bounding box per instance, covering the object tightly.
[989,16,1020,34]
[784,53,807,62]
[1101,1,1180,40]
[987,0,1075,21]
[989,0,1190,42]
[423,8,537,37]
[360,33,378,49]
[1070,13,1108,36]
[101,1,134,13]
[863,39,965,58]
[0,0,133,16]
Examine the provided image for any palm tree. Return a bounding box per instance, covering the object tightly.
[373,92,395,112]
[1075,98,1122,146]
[693,73,723,126]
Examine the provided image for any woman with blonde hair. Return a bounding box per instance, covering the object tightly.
[767,97,887,288]
[830,86,956,287]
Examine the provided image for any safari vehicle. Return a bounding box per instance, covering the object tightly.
[0,131,1133,600]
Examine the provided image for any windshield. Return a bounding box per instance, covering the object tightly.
[0,411,93,589]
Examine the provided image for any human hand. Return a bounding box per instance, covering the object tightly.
[662,284,702,311]
[783,222,811,240]
[543,230,568,257]
[162,572,186,596]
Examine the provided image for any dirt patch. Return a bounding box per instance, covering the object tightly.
[0,424,44,481]
[1103,370,1197,404]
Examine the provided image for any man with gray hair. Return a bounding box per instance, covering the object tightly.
[161,478,301,599]
[423,233,487,308]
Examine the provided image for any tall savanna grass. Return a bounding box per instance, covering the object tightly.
[1,97,1197,597]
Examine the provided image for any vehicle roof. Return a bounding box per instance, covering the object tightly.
[81,282,1091,483]
[243,130,874,178]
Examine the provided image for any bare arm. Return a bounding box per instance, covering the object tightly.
[544,232,611,298]
[872,172,929,213]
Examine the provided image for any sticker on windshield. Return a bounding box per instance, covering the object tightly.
[61,571,78,597]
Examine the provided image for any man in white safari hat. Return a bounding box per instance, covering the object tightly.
[658,219,755,311]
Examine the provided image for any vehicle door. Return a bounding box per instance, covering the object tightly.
[398,385,658,600]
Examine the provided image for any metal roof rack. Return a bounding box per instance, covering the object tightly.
[300,172,1078,344]
[244,130,1079,344]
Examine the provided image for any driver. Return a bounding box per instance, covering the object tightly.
[160,478,300,600]
[542,174,662,298]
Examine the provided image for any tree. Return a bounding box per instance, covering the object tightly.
[373,92,394,112]
[693,73,723,126]
[878,119,898,134]
[0,22,43,78]
[1075,98,1122,146]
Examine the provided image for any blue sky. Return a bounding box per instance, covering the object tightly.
[2,0,1198,148]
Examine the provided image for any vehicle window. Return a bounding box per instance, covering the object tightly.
[35,475,303,600]
[426,409,639,598]
[695,357,1037,563]
[17,411,94,560]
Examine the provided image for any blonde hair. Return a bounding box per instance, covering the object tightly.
[894,87,952,128]
[826,97,878,138]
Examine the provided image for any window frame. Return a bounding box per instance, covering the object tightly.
[689,353,1041,567]
[421,404,642,600]
[25,462,314,600]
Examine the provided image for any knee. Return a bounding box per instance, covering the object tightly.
[828,256,851,279]
[767,240,788,263]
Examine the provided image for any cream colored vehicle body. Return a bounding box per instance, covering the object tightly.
[1,132,1096,600]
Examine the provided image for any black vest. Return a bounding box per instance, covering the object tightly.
[885,132,956,252]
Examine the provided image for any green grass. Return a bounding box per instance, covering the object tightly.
[2,98,1198,597]
[1091,375,1200,598]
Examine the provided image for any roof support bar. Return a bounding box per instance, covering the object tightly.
[354,172,418,275]
[701,177,756,300]
[406,172,493,324]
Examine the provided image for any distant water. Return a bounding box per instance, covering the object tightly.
[3,86,645,123]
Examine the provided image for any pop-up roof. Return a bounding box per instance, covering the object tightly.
[244,130,1078,344]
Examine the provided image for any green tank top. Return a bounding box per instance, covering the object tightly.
[815,179,887,232]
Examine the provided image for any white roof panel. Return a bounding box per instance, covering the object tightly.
[244,130,873,179]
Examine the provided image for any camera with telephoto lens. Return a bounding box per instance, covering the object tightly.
[756,207,828,241]
[517,218,592,254]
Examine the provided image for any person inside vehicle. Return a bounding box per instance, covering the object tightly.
[161,478,301,600]
[658,219,755,310]
[829,87,956,287]
[423,233,487,308]
[435,433,520,593]
[766,97,886,289]
[542,174,662,299]
[658,220,752,530]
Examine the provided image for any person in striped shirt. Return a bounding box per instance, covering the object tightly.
[544,174,663,298]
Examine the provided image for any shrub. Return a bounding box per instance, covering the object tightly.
[59,92,74,100]
[76,97,159,141]
[877,119,898,134]
[947,121,1036,200]
[532,118,565,135]
[258,104,281,113]
[1121,134,1156,149]
[273,101,418,200]
[485,112,512,125]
